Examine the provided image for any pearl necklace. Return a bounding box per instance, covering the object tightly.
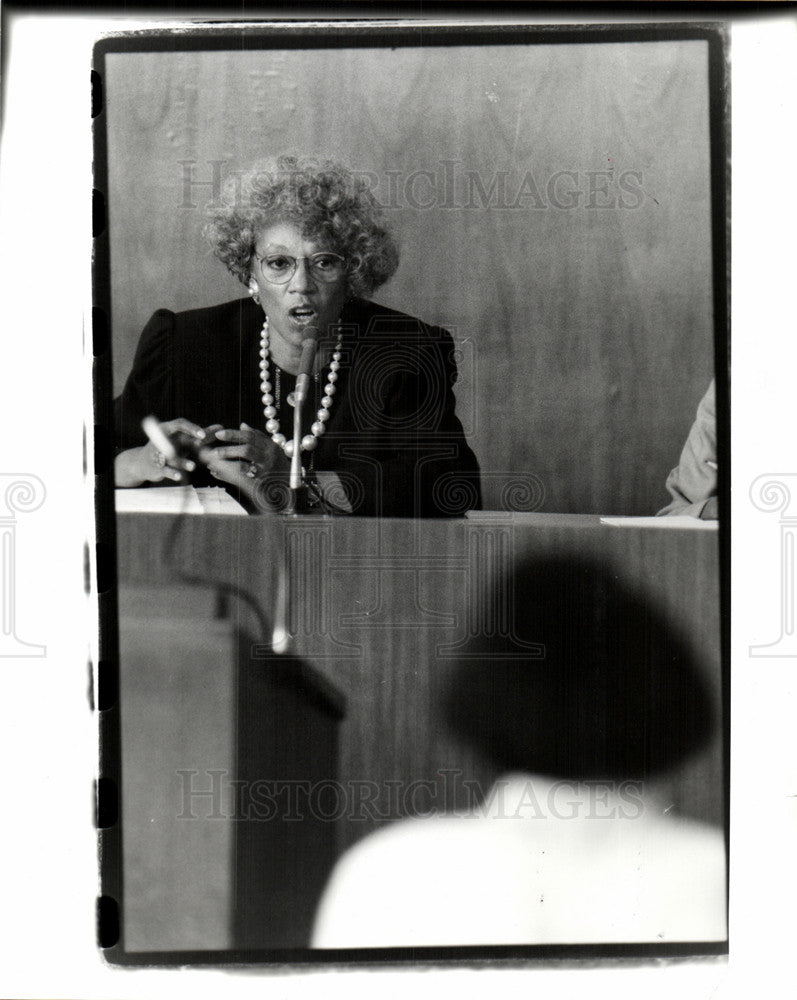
[259,318,342,458]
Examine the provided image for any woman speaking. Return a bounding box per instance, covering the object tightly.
[114,155,481,517]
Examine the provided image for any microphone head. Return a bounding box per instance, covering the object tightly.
[298,325,321,379]
[301,324,321,347]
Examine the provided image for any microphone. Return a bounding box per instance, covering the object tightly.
[288,325,320,498]
[294,326,320,404]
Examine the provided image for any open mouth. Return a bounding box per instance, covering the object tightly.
[289,306,316,322]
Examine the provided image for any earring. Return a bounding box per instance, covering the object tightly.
[249,281,260,305]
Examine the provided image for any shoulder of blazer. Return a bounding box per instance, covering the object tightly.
[343,299,459,400]
[168,296,262,341]
[343,297,451,345]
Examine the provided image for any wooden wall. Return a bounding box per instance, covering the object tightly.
[105,39,716,514]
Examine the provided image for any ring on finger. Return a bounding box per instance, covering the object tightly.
[154,450,167,468]
[245,462,260,479]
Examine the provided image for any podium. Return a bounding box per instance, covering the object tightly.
[118,582,344,952]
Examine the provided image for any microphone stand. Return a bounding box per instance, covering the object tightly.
[284,390,311,515]
[283,329,319,516]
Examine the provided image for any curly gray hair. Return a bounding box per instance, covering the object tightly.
[204,154,399,298]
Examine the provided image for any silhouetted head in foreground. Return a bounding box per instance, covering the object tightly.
[444,557,714,783]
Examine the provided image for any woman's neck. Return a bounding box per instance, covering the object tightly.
[267,322,334,376]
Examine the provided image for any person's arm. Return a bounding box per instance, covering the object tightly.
[380,325,482,517]
[113,309,208,487]
[195,421,290,510]
[114,442,175,488]
[657,380,717,519]
[423,325,482,515]
[114,417,206,487]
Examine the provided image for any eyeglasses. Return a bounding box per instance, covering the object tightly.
[256,251,347,285]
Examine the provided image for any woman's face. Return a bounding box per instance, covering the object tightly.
[251,221,348,348]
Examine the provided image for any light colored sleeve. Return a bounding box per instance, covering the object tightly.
[310,824,428,949]
[657,380,717,519]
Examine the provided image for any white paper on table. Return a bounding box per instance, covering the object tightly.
[115,485,248,515]
[600,516,718,530]
[194,486,248,515]
[114,485,205,514]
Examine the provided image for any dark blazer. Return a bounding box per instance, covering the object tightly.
[114,296,482,517]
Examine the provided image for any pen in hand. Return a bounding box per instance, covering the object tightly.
[142,415,198,474]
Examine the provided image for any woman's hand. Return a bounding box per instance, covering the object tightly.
[115,418,206,487]
[199,422,289,496]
